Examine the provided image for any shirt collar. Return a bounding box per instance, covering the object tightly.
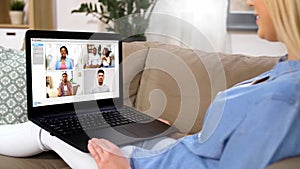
[269,56,300,80]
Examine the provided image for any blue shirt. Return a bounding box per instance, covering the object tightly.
[130,59,300,169]
[55,57,73,70]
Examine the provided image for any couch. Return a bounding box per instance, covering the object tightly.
[0,41,299,168]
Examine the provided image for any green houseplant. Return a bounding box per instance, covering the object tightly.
[9,0,25,24]
[72,0,158,40]
[10,0,25,11]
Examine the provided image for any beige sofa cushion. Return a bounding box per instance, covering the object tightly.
[267,156,300,169]
[221,53,278,88]
[135,42,278,134]
[122,42,148,107]
[135,43,217,134]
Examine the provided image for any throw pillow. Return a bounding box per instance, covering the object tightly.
[0,46,28,124]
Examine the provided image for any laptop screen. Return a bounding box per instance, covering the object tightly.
[27,31,121,108]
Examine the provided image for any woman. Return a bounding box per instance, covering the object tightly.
[55,46,73,70]
[0,0,299,169]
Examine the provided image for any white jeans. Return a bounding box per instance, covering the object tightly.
[0,121,176,169]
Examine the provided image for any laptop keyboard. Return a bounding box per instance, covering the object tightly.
[40,107,152,135]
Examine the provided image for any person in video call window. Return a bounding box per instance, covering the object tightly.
[0,0,300,169]
[87,47,102,68]
[101,47,111,67]
[55,46,73,70]
[57,72,73,97]
[91,69,110,93]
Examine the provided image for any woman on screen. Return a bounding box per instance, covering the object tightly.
[55,46,73,70]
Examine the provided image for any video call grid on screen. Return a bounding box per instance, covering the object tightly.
[30,38,120,107]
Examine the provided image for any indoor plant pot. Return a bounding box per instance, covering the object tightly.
[9,0,25,25]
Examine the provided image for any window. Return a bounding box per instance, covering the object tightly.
[227,0,257,31]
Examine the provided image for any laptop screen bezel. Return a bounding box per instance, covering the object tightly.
[25,30,123,119]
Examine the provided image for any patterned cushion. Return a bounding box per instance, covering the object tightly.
[0,46,28,124]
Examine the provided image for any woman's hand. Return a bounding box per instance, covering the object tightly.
[88,138,131,169]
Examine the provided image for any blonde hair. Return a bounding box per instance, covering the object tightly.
[265,0,300,57]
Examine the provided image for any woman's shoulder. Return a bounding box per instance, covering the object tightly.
[65,57,72,61]
[264,74,300,106]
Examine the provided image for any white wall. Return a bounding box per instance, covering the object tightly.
[229,31,287,57]
[55,0,287,57]
[56,0,104,32]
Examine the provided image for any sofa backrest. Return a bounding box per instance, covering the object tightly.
[123,42,279,134]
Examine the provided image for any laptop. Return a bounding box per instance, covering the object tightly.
[25,30,178,152]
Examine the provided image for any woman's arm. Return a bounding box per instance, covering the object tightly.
[219,95,300,169]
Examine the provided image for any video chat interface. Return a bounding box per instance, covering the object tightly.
[31,38,120,107]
